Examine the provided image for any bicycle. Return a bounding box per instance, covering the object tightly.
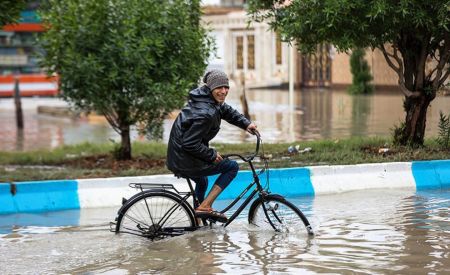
[111,132,314,240]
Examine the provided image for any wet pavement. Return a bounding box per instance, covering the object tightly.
[1,89,450,151]
[1,188,449,274]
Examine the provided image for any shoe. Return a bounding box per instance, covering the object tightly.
[195,208,228,223]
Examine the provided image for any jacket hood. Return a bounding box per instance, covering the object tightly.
[189,85,216,104]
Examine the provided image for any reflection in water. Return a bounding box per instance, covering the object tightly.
[395,190,450,273]
[0,189,448,274]
[0,90,450,151]
[15,128,24,151]
[350,95,371,136]
[215,88,450,143]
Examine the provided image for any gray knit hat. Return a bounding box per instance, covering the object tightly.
[203,70,229,91]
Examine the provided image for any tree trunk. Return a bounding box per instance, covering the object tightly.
[14,78,24,129]
[239,72,250,119]
[240,93,250,120]
[117,124,132,160]
[16,128,24,151]
[398,94,433,146]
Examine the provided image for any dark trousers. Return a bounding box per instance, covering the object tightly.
[190,159,239,205]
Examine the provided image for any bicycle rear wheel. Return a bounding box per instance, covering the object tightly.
[115,191,196,240]
[248,194,314,235]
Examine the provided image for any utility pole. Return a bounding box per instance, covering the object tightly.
[239,71,250,119]
[14,76,24,129]
[288,43,296,142]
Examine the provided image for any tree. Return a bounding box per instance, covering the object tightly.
[248,0,450,146]
[348,48,373,94]
[39,0,213,160]
[0,0,27,26]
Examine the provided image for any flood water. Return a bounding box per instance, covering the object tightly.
[1,88,450,151]
[1,188,449,274]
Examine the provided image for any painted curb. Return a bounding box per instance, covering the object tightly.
[1,159,449,214]
[309,162,416,195]
[412,160,450,190]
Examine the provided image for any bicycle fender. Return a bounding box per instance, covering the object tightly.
[116,189,185,216]
[247,194,287,223]
[264,194,286,201]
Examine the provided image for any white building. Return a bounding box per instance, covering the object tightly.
[202,4,293,88]
[201,1,399,90]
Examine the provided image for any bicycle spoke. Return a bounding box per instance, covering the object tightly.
[123,213,152,229]
[248,196,312,234]
[116,191,195,239]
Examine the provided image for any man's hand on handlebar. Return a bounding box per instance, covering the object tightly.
[246,123,258,135]
[214,153,223,163]
[220,129,261,162]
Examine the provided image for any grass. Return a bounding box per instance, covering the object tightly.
[0,137,449,182]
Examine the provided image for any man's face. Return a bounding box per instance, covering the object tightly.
[211,86,229,104]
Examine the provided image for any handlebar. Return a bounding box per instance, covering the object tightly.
[222,130,261,163]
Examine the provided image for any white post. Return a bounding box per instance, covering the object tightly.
[288,43,295,111]
[288,43,295,141]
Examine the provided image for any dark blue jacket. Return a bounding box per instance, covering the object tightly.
[166,85,251,176]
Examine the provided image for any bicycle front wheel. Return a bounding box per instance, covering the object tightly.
[248,194,313,235]
[115,191,196,240]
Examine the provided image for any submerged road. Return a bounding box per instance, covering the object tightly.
[1,188,449,274]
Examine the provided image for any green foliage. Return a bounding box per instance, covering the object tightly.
[348,48,373,94]
[0,0,27,26]
[437,111,450,149]
[247,0,450,147]
[248,0,449,54]
[38,0,213,159]
[144,118,164,141]
[2,137,450,182]
[392,122,407,146]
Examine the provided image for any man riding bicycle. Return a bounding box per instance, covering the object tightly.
[166,69,258,222]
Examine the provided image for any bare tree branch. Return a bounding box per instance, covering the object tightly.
[380,44,421,98]
[101,109,121,134]
[397,81,422,98]
[438,67,450,87]
[392,46,404,69]
[380,44,400,74]
[415,34,430,90]
[427,66,438,81]
[432,33,450,90]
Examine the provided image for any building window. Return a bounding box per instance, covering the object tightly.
[233,31,255,71]
[236,36,244,69]
[222,0,245,7]
[302,44,332,87]
[275,33,282,65]
[247,35,255,69]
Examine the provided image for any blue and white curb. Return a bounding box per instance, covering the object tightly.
[412,160,450,189]
[1,159,449,214]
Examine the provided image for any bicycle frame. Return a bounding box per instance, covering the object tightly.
[117,132,282,236]
[186,131,271,227]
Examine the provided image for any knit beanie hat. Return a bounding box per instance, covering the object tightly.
[203,70,229,91]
